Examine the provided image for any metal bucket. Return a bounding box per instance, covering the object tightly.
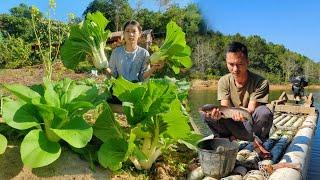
[197,138,239,179]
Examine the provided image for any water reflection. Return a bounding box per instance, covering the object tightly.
[188,89,320,178]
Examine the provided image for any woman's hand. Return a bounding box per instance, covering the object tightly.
[143,61,165,79]
[150,61,165,72]
[105,67,112,75]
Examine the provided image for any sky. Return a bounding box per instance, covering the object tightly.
[0,0,319,62]
[198,0,320,62]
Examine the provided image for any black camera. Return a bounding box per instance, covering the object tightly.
[291,76,308,98]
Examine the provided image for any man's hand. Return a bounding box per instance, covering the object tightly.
[204,108,222,120]
[232,111,246,122]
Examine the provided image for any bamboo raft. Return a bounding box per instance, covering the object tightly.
[190,92,318,180]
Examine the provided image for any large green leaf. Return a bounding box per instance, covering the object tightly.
[162,99,190,139]
[56,78,102,107]
[35,104,54,126]
[86,11,110,38]
[0,134,7,154]
[111,76,146,102]
[30,84,45,96]
[60,35,88,69]
[98,138,128,171]
[3,99,39,130]
[43,77,60,107]
[93,104,123,142]
[161,21,186,55]
[21,129,61,168]
[60,83,92,105]
[32,104,69,130]
[149,21,192,74]
[178,133,203,151]
[66,101,94,116]
[2,84,41,103]
[144,79,177,117]
[112,77,147,125]
[112,77,177,125]
[55,78,73,97]
[51,116,92,148]
[72,85,105,106]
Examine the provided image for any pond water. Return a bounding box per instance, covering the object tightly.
[188,89,320,179]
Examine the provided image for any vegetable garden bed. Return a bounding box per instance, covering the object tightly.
[0,66,200,179]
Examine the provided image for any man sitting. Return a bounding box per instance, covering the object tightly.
[200,41,273,158]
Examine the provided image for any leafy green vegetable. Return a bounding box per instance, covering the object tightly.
[150,21,192,74]
[21,129,61,168]
[0,133,7,154]
[61,11,110,69]
[2,78,106,168]
[94,77,201,170]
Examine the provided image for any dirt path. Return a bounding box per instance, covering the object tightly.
[0,64,87,86]
[0,141,110,180]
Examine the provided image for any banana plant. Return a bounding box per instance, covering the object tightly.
[2,78,106,168]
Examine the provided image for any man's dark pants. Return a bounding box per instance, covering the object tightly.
[200,105,273,141]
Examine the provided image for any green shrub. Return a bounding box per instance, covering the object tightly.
[0,37,32,69]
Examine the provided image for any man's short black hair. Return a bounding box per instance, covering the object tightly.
[227,41,248,59]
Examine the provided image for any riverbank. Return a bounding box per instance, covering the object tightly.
[191,79,320,91]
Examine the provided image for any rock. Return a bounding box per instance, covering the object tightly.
[233,165,247,176]
[243,170,265,180]
[187,166,204,180]
[260,160,273,165]
[221,175,243,180]
[203,177,218,180]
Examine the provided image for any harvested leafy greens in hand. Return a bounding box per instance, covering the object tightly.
[61,11,110,69]
[150,21,192,74]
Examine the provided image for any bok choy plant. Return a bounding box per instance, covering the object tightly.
[61,11,110,69]
[149,21,192,74]
[0,95,7,154]
[94,77,201,170]
[0,133,6,154]
[2,78,106,168]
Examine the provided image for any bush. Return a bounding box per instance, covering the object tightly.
[0,37,32,69]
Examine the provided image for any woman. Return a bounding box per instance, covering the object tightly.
[106,20,163,82]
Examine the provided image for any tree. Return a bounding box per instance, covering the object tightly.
[83,0,133,31]
[160,4,202,36]
[182,4,202,35]
[279,52,299,82]
[0,14,33,41]
[246,35,269,70]
[9,3,43,19]
[135,9,162,31]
